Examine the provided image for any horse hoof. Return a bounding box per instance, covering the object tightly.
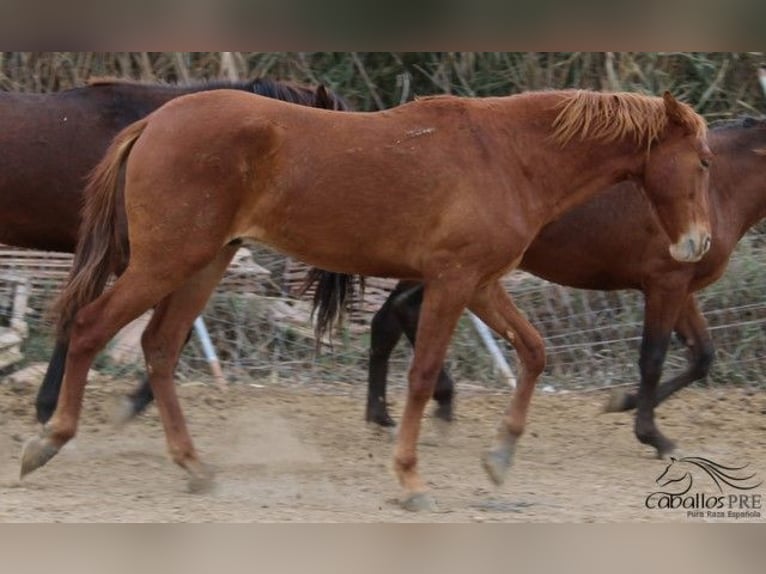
[368,421,398,443]
[400,492,437,512]
[482,447,514,486]
[655,440,678,460]
[366,409,397,428]
[186,463,216,494]
[20,435,61,478]
[433,403,454,423]
[604,390,632,413]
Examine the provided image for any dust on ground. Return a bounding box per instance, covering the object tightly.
[0,374,764,522]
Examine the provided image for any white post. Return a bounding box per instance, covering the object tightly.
[10,277,29,338]
[759,66,766,96]
[468,312,517,389]
[193,316,226,389]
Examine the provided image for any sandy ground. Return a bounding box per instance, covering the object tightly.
[0,374,764,522]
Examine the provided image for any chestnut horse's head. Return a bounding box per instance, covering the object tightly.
[643,92,713,263]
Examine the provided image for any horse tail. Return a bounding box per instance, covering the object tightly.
[54,118,149,340]
[301,268,364,347]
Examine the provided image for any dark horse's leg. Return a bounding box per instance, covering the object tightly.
[605,295,714,412]
[116,375,155,424]
[35,340,69,424]
[367,284,408,426]
[629,287,688,458]
[367,281,456,427]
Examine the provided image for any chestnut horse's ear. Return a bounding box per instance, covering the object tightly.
[662,91,685,126]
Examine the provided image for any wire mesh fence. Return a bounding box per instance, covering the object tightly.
[3,229,763,396]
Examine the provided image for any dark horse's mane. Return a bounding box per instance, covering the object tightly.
[87,77,350,111]
[709,115,766,131]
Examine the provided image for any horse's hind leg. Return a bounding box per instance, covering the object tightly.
[139,246,237,492]
[367,283,408,427]
[21,267,185,477]
[113,327,194,427]
[467,280,546,486]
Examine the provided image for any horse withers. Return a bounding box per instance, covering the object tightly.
[23,89,711,510]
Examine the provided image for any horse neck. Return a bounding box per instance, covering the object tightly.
[474,96,644,228]
[709,135,766,241]
[531,138,645,225]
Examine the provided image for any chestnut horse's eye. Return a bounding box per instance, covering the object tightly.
[700,158,711,168]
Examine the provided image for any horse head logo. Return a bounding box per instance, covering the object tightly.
[655,456,762,494]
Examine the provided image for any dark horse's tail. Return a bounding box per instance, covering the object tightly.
[301,268,364,347]
[54,118,149,340]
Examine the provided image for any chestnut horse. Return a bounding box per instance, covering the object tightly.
[22,89,712,510]
[346,116,766,458]
[1,78,348,424]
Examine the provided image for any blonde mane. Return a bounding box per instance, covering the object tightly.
[552,90,706,148]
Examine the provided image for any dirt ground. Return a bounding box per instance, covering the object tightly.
[0,373,764,522]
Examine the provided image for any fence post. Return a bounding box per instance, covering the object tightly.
[468,312,517,388]
[193,316,226,389]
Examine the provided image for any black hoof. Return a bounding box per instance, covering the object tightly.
[637,430,677,459]
[604,390,637,413]
[433,402,453,423]
[366,406,397,428]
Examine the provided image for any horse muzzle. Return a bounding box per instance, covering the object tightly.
[668,229,711,263]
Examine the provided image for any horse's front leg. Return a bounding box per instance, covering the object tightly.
[468,280,546,486]
[392,283,456,423]
[629,286,692,458]
[393,276,474,511]
[605,294,713,414]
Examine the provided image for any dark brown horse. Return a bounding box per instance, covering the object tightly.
[3,78,348,424]
[354,116,766,458]
[22,89,712,510]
